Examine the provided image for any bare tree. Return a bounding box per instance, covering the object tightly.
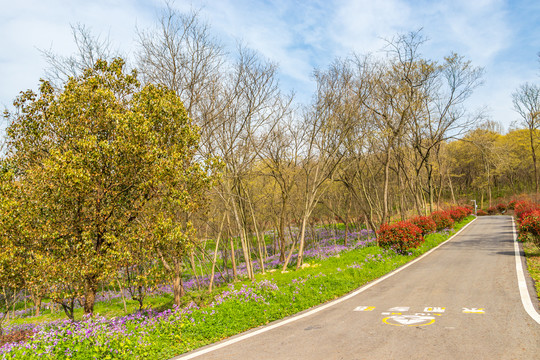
[512,82,540,192]
[137,5,226,144]
[40,23,119,88]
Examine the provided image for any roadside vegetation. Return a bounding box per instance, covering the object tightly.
[1,216,473,359]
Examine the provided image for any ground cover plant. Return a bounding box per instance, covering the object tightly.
[0,217,473,359]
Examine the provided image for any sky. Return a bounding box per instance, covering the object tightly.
[1,0,539,134]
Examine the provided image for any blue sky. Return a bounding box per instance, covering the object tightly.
[1,0,539,133]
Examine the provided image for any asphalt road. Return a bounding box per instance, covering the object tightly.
[176,216,540,360]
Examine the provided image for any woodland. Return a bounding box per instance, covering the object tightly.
[1,6,539,359]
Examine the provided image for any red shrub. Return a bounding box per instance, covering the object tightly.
[507,199,518,210]
[519,210,540,248]
[447,206,470,222]
[496,203,507,213]
[430,211,455,231]
[377,221,424,253]
[476,209,487,216]
[410,216,437,235]
[486,206,497,215]
[515,201,539,225]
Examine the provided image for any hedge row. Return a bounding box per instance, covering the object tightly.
[514,200,540,248]
[377,206,473,253]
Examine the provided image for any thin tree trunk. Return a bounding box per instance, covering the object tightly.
[281,238,297,272]
[189,251,200,290]
[116,279,127,314]
[247,194,265,275]
[227,214,238,281]
[295,214,309,270]
[231,196,253,280]
[448,169,456,204]
[530,127,538,193]
[383,151,391,223]
[209,213,226,292]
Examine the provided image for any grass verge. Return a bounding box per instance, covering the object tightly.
[523,241,540,301]
[1,217,474,359]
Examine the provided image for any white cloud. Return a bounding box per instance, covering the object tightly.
[1,0,538,132]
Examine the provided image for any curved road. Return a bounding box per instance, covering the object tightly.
[175,216,540,359]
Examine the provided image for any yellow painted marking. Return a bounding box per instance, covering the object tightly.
[354,306,375,312]
[462,308,485,314]
[424,307,445,313]
[382,315,435,327]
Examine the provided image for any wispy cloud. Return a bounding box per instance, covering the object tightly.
[1,0,538,131]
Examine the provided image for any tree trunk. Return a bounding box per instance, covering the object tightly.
[189,251,200,290]
[227,215,238,281]
[382,151,391,224]
[116,279,127,314]
[247,196,265,275]
[231,197,253,280]
[295,215,309,270]
[530,128,538,193]
[448,169,456,204]
[209,213,226,292]
[172,259,185,307]
[279,198,287,262]
[83,276,98,315]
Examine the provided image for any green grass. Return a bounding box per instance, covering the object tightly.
[2,216,474,359]
[523,241,540,300]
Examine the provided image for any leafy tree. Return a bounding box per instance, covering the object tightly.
[3,58,218,315]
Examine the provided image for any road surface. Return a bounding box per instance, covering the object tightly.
[175,216,540,359]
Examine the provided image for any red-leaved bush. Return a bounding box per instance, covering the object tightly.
[447,206,470,222]
[486,206,497,215]
[519,210,540,247]
[430,211,455,231]
[515,201,539,225]
[377,221,424,253]
[507,199,518,210]
[476,209,487,216]
[496,203,507,213]
[409,216,436,235]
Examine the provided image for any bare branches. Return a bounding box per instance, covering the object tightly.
[40,23,119,88]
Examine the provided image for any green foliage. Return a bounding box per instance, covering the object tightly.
[1,58,220,315]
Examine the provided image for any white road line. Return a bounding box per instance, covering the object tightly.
[173,218,477,360]
[512,218,540,325]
